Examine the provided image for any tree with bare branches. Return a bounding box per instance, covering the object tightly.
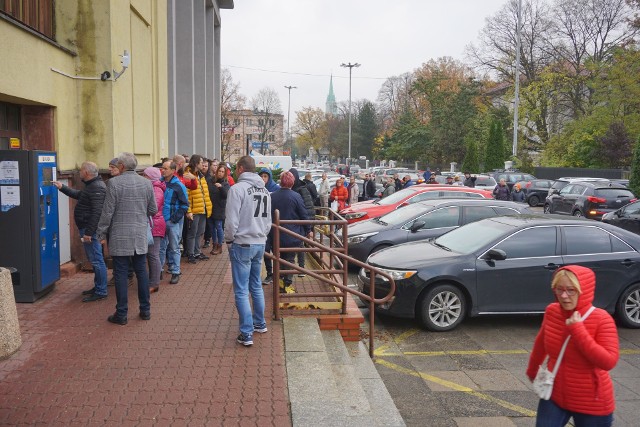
[220,69,245,161]
[251,87,283,155]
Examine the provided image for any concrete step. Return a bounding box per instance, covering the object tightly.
[283,317,405,427]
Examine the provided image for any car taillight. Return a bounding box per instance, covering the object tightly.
[586,196,606,203]
[630,198,637,203]
[526,182,532,188]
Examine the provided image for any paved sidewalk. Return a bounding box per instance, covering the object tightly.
[0,249,291,426]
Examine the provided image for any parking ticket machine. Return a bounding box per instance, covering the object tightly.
[0,150,60,302]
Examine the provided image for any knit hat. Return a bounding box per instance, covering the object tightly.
[143,166,162,181]
[280,171,295,189]
[109,158,119,167]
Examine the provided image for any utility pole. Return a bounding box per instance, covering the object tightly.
[284,85,297,158]
[340,62,360,165]
[512,0,522,159]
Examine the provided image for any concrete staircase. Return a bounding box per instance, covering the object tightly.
[284,317,405,427]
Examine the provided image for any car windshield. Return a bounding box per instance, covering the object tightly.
[433,218,513,254]
[377,204,429,225]
[595,188,635,199]
[375,188,417,205]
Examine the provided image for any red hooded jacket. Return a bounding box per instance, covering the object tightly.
[526,265,619,415]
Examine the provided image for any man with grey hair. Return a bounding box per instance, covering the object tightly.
[97,152,157,324]
[53,162,108,302]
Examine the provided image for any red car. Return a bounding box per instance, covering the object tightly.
[340,185,493,224]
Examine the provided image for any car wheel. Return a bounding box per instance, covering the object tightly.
[572,209,583,217]
[543,203,551,214]
[418,284,466,331]
[616,284,640,328]
[528,195,540,207]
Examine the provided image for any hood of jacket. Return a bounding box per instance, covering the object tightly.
[259,167,280,192]
[553,265,595,313]
[289,168,300,181]
[238,171,266,188]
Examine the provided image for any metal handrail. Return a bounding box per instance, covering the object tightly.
[266,208,396,357]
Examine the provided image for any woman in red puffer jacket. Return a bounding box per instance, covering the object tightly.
[526,265,619,426]
[330,178,349,211]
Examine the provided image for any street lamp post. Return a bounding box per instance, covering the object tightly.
[284,85,297,158]
[340,62,360,165]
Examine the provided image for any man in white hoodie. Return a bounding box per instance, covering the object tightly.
[224,156,272,346]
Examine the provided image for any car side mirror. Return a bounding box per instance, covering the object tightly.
[409,221,425,233]
[484,249,507,261]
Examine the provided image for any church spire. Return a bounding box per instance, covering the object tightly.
[325,74,337,115]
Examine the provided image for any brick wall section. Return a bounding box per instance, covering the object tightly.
[317,295,364,342]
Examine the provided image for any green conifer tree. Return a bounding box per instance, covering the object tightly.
[484,119,506,171]
[461,138,480,173]
[629,135,640,196]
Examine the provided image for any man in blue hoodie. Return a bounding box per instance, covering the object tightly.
[225,156,272,347]
[258,168,280,192]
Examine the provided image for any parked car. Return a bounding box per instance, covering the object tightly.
[339,185,493,224]
[358,215,640,331]
[486,170,536,190]
[546,177,610,197]
[343,199,531,268]
[602,200,640,234]
[472,175,498,191]
[544,181,635,219]
[514,179,556,207]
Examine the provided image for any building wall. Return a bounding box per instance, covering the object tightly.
[0,0,168,170]
[223,110,285,164]
[168,0,226,160]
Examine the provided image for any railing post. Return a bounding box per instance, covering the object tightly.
[273,210,280,320]
[342,220,348,315]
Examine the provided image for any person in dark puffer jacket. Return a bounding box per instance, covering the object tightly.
[289,168,314,275]
[527,265,619,426]
[53,162,108,301]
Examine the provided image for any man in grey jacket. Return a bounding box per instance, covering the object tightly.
[97,152,157,325]
[224,155,272,346]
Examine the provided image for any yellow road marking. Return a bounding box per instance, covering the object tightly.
[375,359,537,417]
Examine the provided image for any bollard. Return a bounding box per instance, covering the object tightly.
[0,267,22,359]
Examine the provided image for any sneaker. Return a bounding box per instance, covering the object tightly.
[82,293,107,302]
[169,273,180,284]
[81,287,96,295]
[236,334,253,346]
[196,253,209,261]
[262,274,273,285]
[139,311,151,320]
[188,256,197,264]
[202,241,210,248]
[254,325,268,333]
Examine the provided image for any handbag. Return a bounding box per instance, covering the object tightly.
[147,217,154,246]
[330,200,339,211]
[532,306,596,400]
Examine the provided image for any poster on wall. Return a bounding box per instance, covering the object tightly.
[0,161,19,184]
[0,185,20,212]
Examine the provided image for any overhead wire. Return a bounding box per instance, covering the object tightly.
[223,64,388,80]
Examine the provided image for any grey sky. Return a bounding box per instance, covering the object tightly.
[221,0,510,117]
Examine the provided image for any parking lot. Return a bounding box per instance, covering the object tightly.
[348,271,640,426]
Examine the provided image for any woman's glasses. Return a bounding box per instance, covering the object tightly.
[554,287,577,297]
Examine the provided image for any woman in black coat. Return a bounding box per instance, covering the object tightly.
[207,163,230,255]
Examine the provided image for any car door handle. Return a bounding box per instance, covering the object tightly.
[621,259,636,267]
[544,264,560,270]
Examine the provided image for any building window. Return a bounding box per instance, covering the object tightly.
[0,0,54,39]
[234,134,241,140]
[233,119,240,126]
[268,135,275,142]
[246,119,252,126]
[0,102,21,150]
[233,148,241,154]
[258,119,264,126]
[270,119,275,126]
[222,118,229,126]
[246,134,252,141]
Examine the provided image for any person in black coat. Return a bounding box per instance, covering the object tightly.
[303,172,319,205]
[289,168,315,275]
[207,163,230,255]
[270,172,312,286]
[53,162,108,301]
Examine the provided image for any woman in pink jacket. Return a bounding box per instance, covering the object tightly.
[144,167,166,293]
[526,265,619,426]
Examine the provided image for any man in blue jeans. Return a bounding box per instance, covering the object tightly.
[160,160,189,284]
[53,161,108,302]
[97,152,157,325]
[224,155,272,346]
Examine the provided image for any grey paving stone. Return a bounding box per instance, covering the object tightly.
[284,317,324,352]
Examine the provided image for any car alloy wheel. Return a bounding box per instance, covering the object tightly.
[543,204,551,214]
[419,284,466,331]
[572,210,583,217]
[528,195,540,207]
[617,284,640,328]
